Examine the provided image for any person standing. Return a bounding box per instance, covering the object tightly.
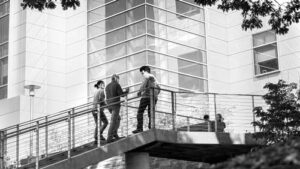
[132,66,160,134]
[105,74,129,143]
[92,80,108,143]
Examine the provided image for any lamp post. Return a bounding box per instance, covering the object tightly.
[24,85,41,160]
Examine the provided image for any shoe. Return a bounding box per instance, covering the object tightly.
[100,135,106,141]
[132,129,143,134]
[106,138,115,143]
[113,134,120,140]
[94,140,98,145]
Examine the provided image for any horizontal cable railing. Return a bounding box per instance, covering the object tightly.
[0,87,266,169]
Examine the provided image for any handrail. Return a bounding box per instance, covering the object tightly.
[1,87,141,132]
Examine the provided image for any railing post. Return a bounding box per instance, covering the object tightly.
[125,95,129,137]
[0,130,5,169]
[251,96,256,133]
[187,117,190,132]
[171,91,176,131]
[71,108,75,148]
[150,88,155,129]
[35,121,39,169]
[213,94,218,132]
[68,112,71,159]
[97,106,101,148]
[16,125,19,167]
[45,116,48,158]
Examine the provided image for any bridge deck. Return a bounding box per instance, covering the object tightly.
[31,129,260,169]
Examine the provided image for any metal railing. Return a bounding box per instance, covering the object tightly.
[0,87,266,169]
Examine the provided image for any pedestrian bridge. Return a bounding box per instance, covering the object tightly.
[0,88,266,169]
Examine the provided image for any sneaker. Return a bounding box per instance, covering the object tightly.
[100,135,106,141]
[132,129,143,134]
[113,134,120,140]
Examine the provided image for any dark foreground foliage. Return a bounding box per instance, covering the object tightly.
[210,137,300,169]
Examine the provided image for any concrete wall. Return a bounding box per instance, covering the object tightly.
[206,8,300,95]
[4,1,88,125]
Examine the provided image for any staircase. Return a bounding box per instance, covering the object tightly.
[0,88,265,169]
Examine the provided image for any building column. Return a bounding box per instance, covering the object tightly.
[125,152,150,169]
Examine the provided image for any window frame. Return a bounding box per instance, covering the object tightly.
[252,30,280,76]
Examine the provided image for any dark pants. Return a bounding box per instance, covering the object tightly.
[107,105,121,141]
[136,97,157,130]
[92,108,108,140]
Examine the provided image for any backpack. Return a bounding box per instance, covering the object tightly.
[147,76,160,97]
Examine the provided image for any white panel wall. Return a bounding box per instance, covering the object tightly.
[206,7,230,93]
[65,2,87,108]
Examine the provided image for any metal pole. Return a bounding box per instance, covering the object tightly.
[251,96,256,133]
[71,108,75,148]
[150,88,155,129]
[29,96,33,158]
[45,116,48,158]
[171,92,176,131]
[97,107,101,148]
[35,121,39,169]
[16,125,19,167]
[213,94,218,132]
[125,95,129,137]
[68,112,71,159]
[187,117,190,132]
[0,131,4,169]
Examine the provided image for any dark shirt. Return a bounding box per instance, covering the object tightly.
[105,81,124,107]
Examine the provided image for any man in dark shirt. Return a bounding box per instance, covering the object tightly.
[105,74,128,143]
[132,66,160,134]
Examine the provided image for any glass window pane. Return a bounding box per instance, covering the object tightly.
[126,6,145,23]
[146,5,205,35]
[127,36,146,54]
[0,43,8,59]
[89,42,126,65]
[179,74,205,91]
[127,69,144,86]
[147,36,206,63]
[88,6,106,24]
[105,13,126,31]
[88,28,126,51]
[88,20,106,38]
[0,86,7,99]
[0,2,9,17]
[127,21,146,39]
[254,43,278,74]
[126,0,145,9]
[148,52,207,78]
[0,16,9,43]
[127,52,147,70]
[147,21,205,49]
[147,0,204,21]
[88,0,115,10]
[253,30,276,47]
[88,58,126,81]
[0,57,8,86]
[105,0,126,17]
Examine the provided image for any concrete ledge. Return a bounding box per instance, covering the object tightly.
[42,129,261,169]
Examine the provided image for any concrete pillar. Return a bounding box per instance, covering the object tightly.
[125,152,150,169]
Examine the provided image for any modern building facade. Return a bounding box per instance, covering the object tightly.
[0,0,300,128]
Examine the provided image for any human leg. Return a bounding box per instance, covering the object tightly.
[133,98,149,133]
[107,107,118,142]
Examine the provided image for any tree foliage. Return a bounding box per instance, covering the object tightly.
[252,80,300,144]
[21,0,80,11]
[21,0,300,34]
[210,137,300,169]
[195,0,300,35]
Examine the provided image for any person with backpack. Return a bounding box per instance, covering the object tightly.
[132,66,160,134]
[92,80,108,144]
